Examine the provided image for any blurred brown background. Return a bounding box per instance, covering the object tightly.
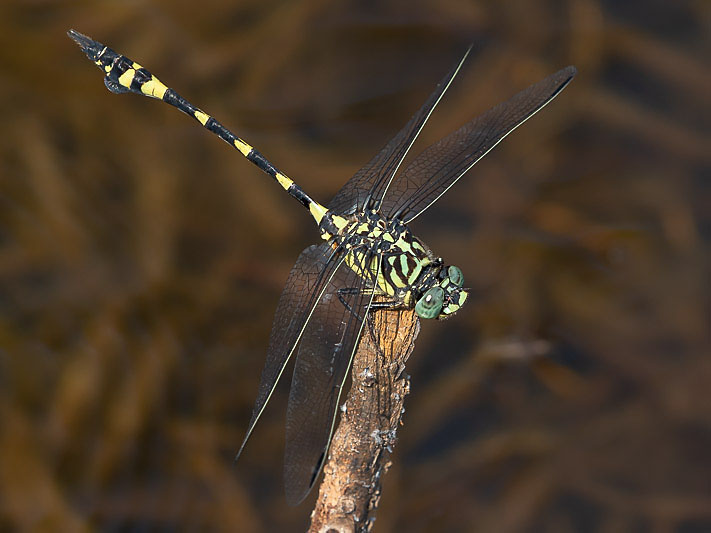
[0,1,709,531]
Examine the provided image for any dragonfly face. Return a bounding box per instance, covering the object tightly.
[415,265,469,319]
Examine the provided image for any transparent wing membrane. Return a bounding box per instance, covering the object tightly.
[382,66,577,222]
[284,250,380,505]
[236,243,347,460]
[327,48,471,215]
[236,242,381,505]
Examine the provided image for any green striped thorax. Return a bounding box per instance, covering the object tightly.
[320,210,469,320]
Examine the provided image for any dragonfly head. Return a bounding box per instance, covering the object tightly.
[415,265,469,319]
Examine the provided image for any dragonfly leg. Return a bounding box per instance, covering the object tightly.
[338,286,406,343]
[336,287,371,320]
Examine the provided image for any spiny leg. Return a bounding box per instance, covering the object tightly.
[337,287,403,311]
[336,287,366,321]
[336,286,391,321]
[337,286,405,341]
[67,29,328,225]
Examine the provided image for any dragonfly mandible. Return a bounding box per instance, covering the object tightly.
[69,30,576,505]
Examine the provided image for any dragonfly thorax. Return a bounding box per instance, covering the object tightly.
[321,210,468,319]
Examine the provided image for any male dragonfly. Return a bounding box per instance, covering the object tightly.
[69,30,576,505]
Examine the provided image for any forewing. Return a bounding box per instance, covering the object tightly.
[380,66,577,222]
[327,49,470,215]
[236,243,346,459]
[284,249,381,505]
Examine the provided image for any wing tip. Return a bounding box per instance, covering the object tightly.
[285,487,309,507]
[284,456,322,507]
[233,442,247,464]
[234,419,259,465]
[560,65,578,86]
[547,65,578,100]
[284,463,315,507]
[563,64,578,79]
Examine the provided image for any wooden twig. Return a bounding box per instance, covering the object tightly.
[308,307,420,532]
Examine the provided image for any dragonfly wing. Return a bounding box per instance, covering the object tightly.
[380,66,577,222]
[284,249,381,505]
[236,243,347,460]
[327,49,471,215]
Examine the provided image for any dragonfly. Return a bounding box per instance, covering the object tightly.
[69,29,576,505]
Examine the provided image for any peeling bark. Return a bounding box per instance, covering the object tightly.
[308,308,420,533]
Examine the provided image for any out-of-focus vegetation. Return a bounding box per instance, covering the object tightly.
[0,1,708,531]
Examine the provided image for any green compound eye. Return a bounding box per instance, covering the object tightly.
[448,265,464,287]
[442,288,469,315]
[415,287,445,319]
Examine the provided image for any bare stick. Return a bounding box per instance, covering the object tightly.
[308,308,420,532]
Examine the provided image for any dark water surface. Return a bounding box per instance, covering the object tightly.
[0,1,708,531]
